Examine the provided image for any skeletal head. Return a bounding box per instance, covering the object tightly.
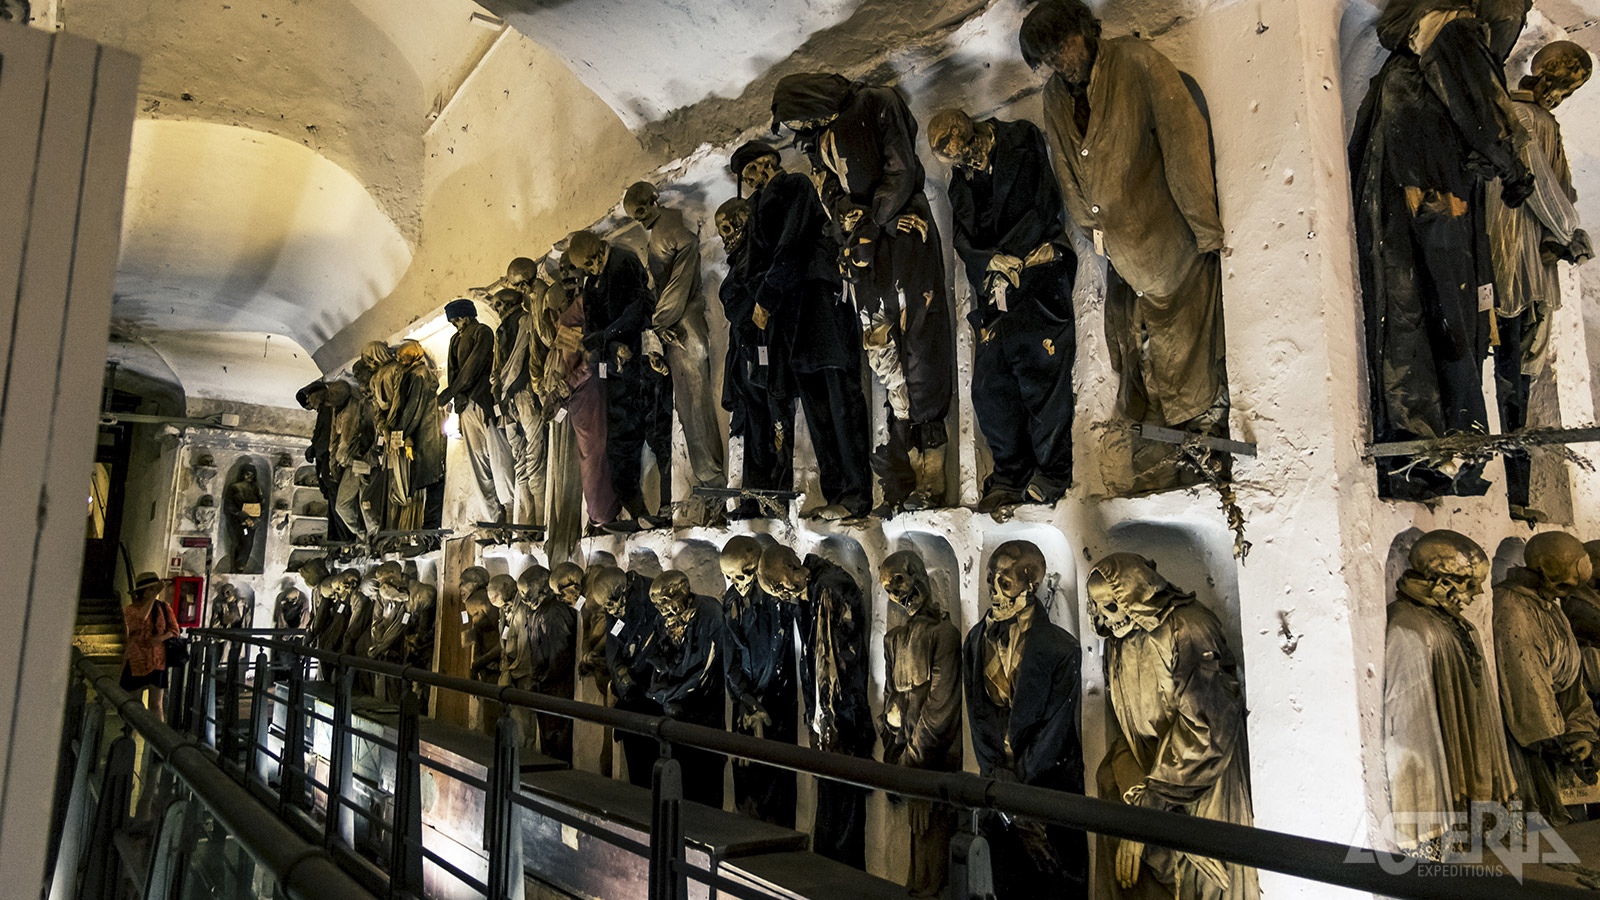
[927,109,993,171]
[586,566,629,617]
[461,566,490,594]
[880,550,932,615]
[715,198,751,255]
[550,562,584,603]
[1086,553,1171,638]
[518,565,550,603]
[361,341,394,370]
[492,288,524,319]
[987,540,1046,621]
[1525,531,1592,595]
[378,582,405,605]
[506,256,539,289]
[566,231,607,276]
[650,570,696,638]
[1528,40,1593,110]
[1019,0,1102,83]
[720,535,764,596]
[622,181,662,227]
[757,545,807,604]
[487,574,517,607]
[396,340,428,367]
[372,561,405,590]
[1406,530,1489,613]
[332,570,361,599]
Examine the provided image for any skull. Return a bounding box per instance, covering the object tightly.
[460,565,490,596]
[333,570,361,600]
[396,340,427,367]
[518,565,551,604]
[650,570,696,639]
[1528,40,1593,110]
[506,256,539,290]
[567,231,606,276]
[757,546,808,604]
[715,198,751,256]
[720,535,764,597]
[987,540,1045,621]
[623,181,662,228]
[487,574,518,608]
[372,561,405,590]
[1086,553,1171,639]
[361,341,394,370]
[378,582,406,607]
[927,108,993,172]
[880,550,931,616]
[739,153,781,196]
[550,562,584,605]
[1525,532,1593,596]
[586,566,629,618]
[491,288,524,319]
[1407,530,1490,614]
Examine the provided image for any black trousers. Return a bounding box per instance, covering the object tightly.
[731,684,797,827]
[971,278,1076,491]
[615,694,661,789]
[537,712,572,764]
[814,776,868,869]
[794,367,872,512]
[735,372,796,493]
[980,809,1088,900]
[604,358,650,505]
[1494,309,1532,510]
[646,365,674,507]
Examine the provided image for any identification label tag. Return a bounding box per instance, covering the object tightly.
[402,612,411,625]
[554,408,568,423]
[598,363,608,380]
[1478,283,1495,312]
[461,610,471,625]
[611,619,625,636]
[758,346,769,366]
[1093,229,1105,257]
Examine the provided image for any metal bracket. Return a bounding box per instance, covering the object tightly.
[1135,424,1257,458]
[1367,426,1600,459]
[691,486,801,501]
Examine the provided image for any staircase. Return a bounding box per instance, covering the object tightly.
[73,595,124,668]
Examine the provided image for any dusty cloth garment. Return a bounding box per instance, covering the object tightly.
[776,76,954,451]
[551,286,619,526]
[585,248,658,507]
[400,580,437,673]
[441,319,498,417]
[963,604,1087,900]
[721,240,797,497]
[644,594,726,807]
[526,594,577,762]
[1041,36,1226,430]
[274,590,307,630]
[949,117,1078,492]
[1493,567,1600,824]
[882,606,962,897]
[496,596,540,753]
[310,586,352,659]
[459,402,516,523]
[496,305,547,526]
[222,474,263,571]
[642,207,726,493]
[1097,591,1257,900]
[301,379,350,543]
[796,554,874,867]
[723,582,799,826]
[605,573,663,788]
[386,355,448,529]
[1385,579,1516,857]
[1349,9,1530,499]
[746,170,872,512]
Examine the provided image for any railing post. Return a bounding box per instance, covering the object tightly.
[949,814,995,900]
[278,651,307,815]
[324,664,355,851]
[389,687,424,899]
[648,755,685,900]
[45,700,104,900]
[249,650,274,783]
[220,640,244,759]
[79,732,135,900]
[487,714,525,900]
[190,638,212,742]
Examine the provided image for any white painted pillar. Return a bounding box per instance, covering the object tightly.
[0,21,138,887]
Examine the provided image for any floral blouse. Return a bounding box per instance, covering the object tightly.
[124,600,179,676]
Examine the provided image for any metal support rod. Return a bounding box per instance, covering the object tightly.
[1134,423,1258,457]
[221,640,244,759]
[1367,426,1600,459]
[186,631,1598,900]
[648,757,685,900]
[486,715,524,900]
[691,486,801,501]
[279,654,308,816]
[70,651,377,900]
[388,688,424,899]
[250,650,274,782]
[326,665,356,851]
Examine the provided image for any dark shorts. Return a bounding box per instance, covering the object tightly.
[120,663,168,691]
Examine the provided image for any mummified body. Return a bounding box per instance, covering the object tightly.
[1383,531,1515,859]
[1087,554,1256,900]
[720,535,798,825]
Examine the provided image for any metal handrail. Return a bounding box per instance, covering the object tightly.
[70,649,379,900]
[189,628,1593,900]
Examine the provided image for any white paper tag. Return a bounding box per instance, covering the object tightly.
[758,346,769,366]
[1093,229,1105,257]
[402,612,411,625]
[501,626,511,641]
[493,403,502,418]
[574,596,586,613]
[461,610,470,625]
[561,823,580,850]
[554,407,568,423]
[994,280,1009,313]
[598,363,608,380]
[338,603,347,613]
[1478,283,1495,312]
[610,619,625,636]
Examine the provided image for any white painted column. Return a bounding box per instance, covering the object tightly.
[0,21,138,887]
